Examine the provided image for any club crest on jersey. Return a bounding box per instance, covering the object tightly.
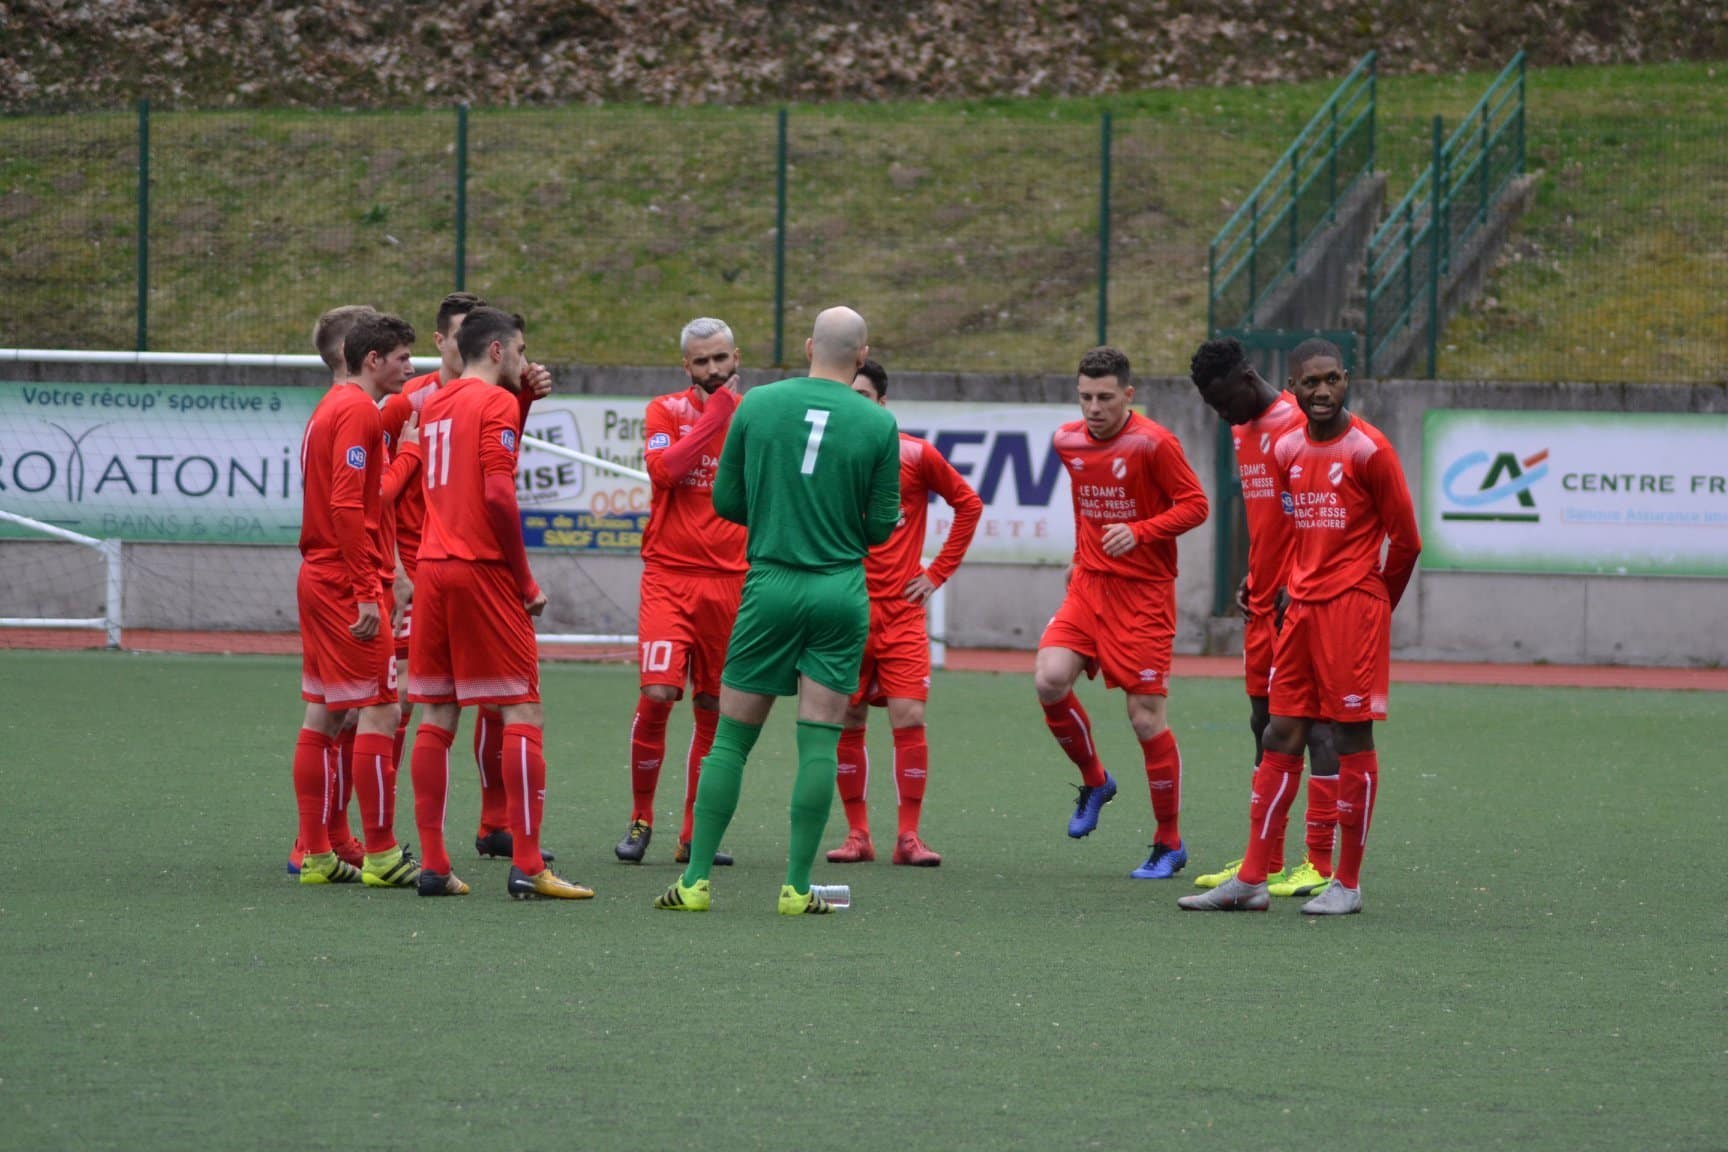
[501,429,517,451]
[1260,433,1272,454]
[345,446,367,469]
[1112,457,1127,479]
[1329,461,1345,486]
[648,432,671,450]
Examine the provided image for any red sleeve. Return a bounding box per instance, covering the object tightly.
[329,402,381,601]
[1131,436,1210,543]
[382,441,421,504]
[1367,446,1422,610]
[516,386,535,434]
[478,392,520,480]
[484,473,539,601]
[921,448,982,588]
[380,392,412,443]
[649,390,739,489]
[642,398,679,490]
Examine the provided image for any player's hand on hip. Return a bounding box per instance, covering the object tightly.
[351,601,382,640]
[1236,576,1253,617]
[399,412,421,446]
[524,589,549,617]
[1100,523,1138,557]
[902,573,937,605]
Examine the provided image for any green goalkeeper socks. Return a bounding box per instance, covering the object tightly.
[680,716,762,887]
[786,720,842,894]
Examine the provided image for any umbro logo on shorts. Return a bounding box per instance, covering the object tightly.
[1341,693,1365,710]
[345,446,367,469]
[1138,668,1160,683]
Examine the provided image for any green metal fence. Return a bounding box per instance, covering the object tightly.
[1363,53,1527,378]
[1206,53,1377,332]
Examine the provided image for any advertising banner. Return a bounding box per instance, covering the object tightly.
[1421,409,1728,577]
[1,382,1089,565]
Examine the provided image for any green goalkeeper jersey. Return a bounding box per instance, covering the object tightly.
[713,375,901,572]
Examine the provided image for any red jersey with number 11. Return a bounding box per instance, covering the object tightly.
[417,378,524,564]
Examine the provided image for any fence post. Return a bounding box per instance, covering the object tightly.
[454,104,469,291]
[772,108,788,367]
[1427,115,1444,379]
[135,99,150,352]
[1096,111,1112,347]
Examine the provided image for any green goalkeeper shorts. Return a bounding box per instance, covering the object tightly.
[721,562,869,697]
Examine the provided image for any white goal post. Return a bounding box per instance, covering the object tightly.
[0,509,123,648]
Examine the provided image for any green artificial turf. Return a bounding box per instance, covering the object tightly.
[0,650,1721,1151]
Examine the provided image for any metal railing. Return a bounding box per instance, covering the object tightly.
[1207,53,1378,332]
[1363,52,1527,377]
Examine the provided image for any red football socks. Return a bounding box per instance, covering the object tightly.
[502,723,547,875]
[326,727,356,845]
[1306,774,1340,878]
[1139,728,1182,847]
[411,724,456,874]
[1041,691,1106,787]
[1238,750,1304,885]
[835,726,871,833]
[682,705,719,843]
[1334,751,1379,889]
[474,705,508,835]
[893,724,928,837]
[391,702,414,771]
[629,696,674,824]
[293,728,335,855]
[351,732,398,855]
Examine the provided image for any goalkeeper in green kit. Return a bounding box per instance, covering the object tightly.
[655,306,901,916]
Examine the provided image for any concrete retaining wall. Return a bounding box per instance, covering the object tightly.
[5,366,1726,665]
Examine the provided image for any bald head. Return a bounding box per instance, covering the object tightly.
[806,306,869,382]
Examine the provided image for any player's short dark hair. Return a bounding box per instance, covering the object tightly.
[455,306,525,367]
[313,305,376,373]
[856,358,888,398]
[342,312,416,375]
[1288,337,1345,377]
[1189,338,1249,390]
[1078,346,1130,385]
[436,291,488,336]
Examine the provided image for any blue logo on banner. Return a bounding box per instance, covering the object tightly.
[346,446,367,469]
[501,430,517,451]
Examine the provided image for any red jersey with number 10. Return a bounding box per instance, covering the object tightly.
[299,382,384,601]
[865,434,983,600]
[1233,391,1306,616]
[1272,413,1421,607]
[1054,411,1209,582]
[417,378,524,563]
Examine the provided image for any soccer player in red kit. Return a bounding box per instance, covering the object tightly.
[1180,339,1420,915]
[1188,337,1340,899]
[1035,347,1208,879]
[406,306,591,900]
[825,359,981,867]
[288,304,374,875]
[382,291,554,864]
[291,310,422,888]
[615,318,748,866]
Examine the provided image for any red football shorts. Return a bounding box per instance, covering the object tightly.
[1269,588,1391,723]
[392,597,412,661]
[1039,570,1174,696]
[298,563,397,709]
[636,568,744,698]
[1243,610,1277,698]
[851,596,931,707]
[408,559,539,706]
